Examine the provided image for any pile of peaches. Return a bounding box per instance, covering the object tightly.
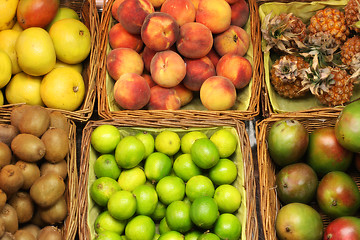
[106,0,251,111]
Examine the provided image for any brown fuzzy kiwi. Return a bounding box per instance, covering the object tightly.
[19,225,39,239]
[41,128,69,163]
[11,134,46,163]
[0,190,6,212]
[0,165,24,196]
[0,142,12,169]
[29,211,46,228]
[0,124,19,147]
[29,173,65,208]
[0,232,15,240]
[17,106,50,137]
[0,204,18,234]
[37,226,62,240]
[14,161,40,190]
[40,160,67,180]
[10,105,32,129]
[0,218,4,238]
[13,230,36,240]
[39,196,67,225]
[49,111,70,135]
[8,192,34,224]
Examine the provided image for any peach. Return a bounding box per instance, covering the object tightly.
[214,25,250,56]
[231,0,249,27]
[108,23,143,52]
[200,76,237,110]
[150,50,186,88]
[160,0,196,26]
[114,73,151,110]
[112,0,125,21]
[176,22,213,59]
[225,0,239,4]
[142,73,157,88]
[148,0,166,8]
[106,48,144,80]
[141,46,157,72]
[148,85,181,110]
[216,53,252,89]
[183,56,216,91]
[206,48,221,68]
[173,84,193,106]
[190,0,200,10]
[141,12,179,51]
[195,0,231,34]
[117,0,154,34]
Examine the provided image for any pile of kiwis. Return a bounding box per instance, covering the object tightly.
[0,104,70,240]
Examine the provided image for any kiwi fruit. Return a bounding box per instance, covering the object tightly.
[37,226,62,240]
[29,211,46,228]
[0,204,18,234]
[0,165,24,196]
[14,161,40,190]
[0,190,6,212]
[49,111,70,135]
[41,128,69,163]
[0,218,4,238]
[0,232,14,240]
[29,173,65,208]
[13,230,35,240]
[0,124,19,146]
[19,225,39,239]
[11,134,46,163]
[17,106,50,137]
[0,143,11,169]
[40,160,67,180]
[10,105,33,129]
[8,192,34,224]
[39,196,67,225]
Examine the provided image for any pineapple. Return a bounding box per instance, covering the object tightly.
[262,12,307,54]
[344,0,360,33]
[308,7,350,45]
[341,35,360,74]
[270,55,310,98]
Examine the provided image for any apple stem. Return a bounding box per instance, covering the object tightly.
[79,30,84,36]
[73,86,79,93]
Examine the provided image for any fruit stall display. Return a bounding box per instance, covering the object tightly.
[256,100,360,240]
[96,0,262,121]
[78,118,258,240]
[0,0,98,122]
[0,105,78,239]
[258,0,360,117]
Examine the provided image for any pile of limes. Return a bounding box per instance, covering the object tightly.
[89,124,243,240]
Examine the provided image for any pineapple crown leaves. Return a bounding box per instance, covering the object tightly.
[273,57,300,83]
[349,52,360,83]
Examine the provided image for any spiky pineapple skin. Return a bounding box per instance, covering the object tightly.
[344,0,360,33]
[341,35,360,67]
[270,55,309,99]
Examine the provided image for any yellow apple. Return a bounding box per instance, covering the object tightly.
[0,50,12,88]
[0,90,3,105]
[46,7,80,31]
[0,29,21,74]
[54,59,83,74]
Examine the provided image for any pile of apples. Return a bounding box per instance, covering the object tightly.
[106,0,251,111]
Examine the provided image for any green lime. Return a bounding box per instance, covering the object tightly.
[214,185,241,213]
[184,230,202,240]
[90,177,121,207]
[151,201,167,221]
[107,190,136,220]
[185,175,215,202]
[94,154,121,180]
[125,215,156,240]
[91,125,121,154]
[153,233,160,240]
[158,231,184,240]
[208,159,237,185]
[165,200,193,233]
[190,196,219,229]
[181,131,207,154]
[210,129,237,158]
[144,152,172,183]
[115,136,145,169]
[117,166,146,191]
[155,131,181,156]
[156,176,185,205]
[94,211,126,235]
[133,184,158,216]
[190,138,220,169]
[135,131,155,158]
[213,213,241,240]
[173,154,202,182]
[198,232,220,240]
[95,231,122,240]
[159,217,172,235]
[120,235,127,240]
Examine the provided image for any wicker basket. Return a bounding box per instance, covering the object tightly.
[0,0,99,123]
[256,116,360,240]
[96,0,261,121]
[78,118,258,240]
[255,0,360,118]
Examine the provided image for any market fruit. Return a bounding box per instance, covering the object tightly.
[37,226,62,240]
[0,29,21,74]
[117,166,146,191]
[267,119,309,167]
[183,56,216,91]
[275,203,323,240]
[94,211,126,235]
[48,111,70,135]
[40,67,85,111]
[198,232,220,240]
[95,231,122,240]
[18,105,50,137]
[335,100,360,152]
[0,142,12,169]
[11,133,46,162]
[148,85,181,110]
[185,175,215,201]
[185,231,202,240]
[276,163,318,204]
[306,127,353,176]
[159,217,171,234]
[49,18,91,64]
[93,154,121,180]
[38,196,67,224]
[0,204,18,233]
[155,130,181,156]
[156,176,185,205]
[15,27,56,76]
[40,160,67,180]
[190,138,220,169]
[20,225,40,238]
[208,158,237,185]
[90,177,121,207]
[91,124,121,154]
[144,152,172,182]
[0,190,6,211]
[13,230,36,240]
[135,131,154,158]
[108,23,143,52]
[115,135,145,169]
[0,0,18,30]
[190,196,219,229]
[133,184,158,216]
[158,231,184,240]
[165,200,193,233]
[0,165,24,196]
[107,190,136,220]
[41,128,69,163]
[231,0,249,27]
[317,171,360,218]
[213,213,241,240]
[46,7,80,31]
[214,184,241,213]
[0,124,19,146]
[210,128,237,158]
[324,216,360,240]
[160,0,196,26]
[15,161,40,190]
[54,60,83,73]
[124,215,155,240]
[151,201,166,221]
[0,50,12,88]
[173,153,202,182]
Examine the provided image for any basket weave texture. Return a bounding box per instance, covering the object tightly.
[78,118,258,240]
[0,0,99,123]
[96,0,262,121]
[256,116,360,240]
